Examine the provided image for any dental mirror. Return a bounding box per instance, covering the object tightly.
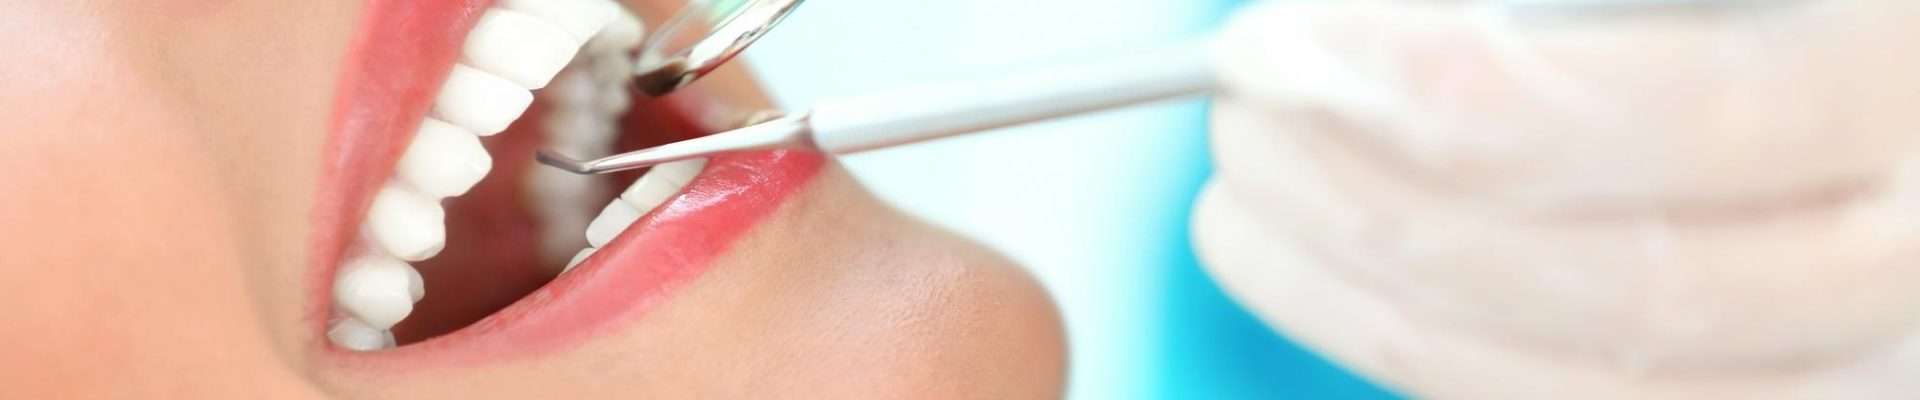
[633,0,804,96]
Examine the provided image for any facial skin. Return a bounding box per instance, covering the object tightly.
[0,1,1065,398]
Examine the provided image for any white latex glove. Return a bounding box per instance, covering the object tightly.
[1194,1,1920,398]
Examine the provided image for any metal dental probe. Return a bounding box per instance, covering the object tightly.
[536,0,1737,175]
[537,43,1216,175]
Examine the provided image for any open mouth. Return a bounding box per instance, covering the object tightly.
[312,0,821,361]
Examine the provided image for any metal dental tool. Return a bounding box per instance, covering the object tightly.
[630,0,803,97]
[536,0,1214,175]
[538,0,1719,175]
[539,43,1214,175]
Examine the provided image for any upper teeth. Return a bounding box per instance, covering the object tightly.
[364,184,446,262]
[460,9,587,90]
[431,65,534,136]
[501,0,621,41]
[329,0,653,351]
[333,252,425,329]
[327,317,396,352]
[396,118,492,200]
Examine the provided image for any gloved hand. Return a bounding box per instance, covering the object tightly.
[1194,2,1920,397]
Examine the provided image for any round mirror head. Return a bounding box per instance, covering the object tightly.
[634,0,805,96]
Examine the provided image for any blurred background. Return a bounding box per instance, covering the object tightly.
[745,1,1400,398]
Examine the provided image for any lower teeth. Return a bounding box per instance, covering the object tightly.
[568,158,708,273]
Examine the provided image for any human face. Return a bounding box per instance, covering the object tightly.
[0,0,1065,398]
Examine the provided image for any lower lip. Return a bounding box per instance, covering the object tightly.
[314,0,823,366]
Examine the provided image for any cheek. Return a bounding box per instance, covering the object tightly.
[0,113,302,396]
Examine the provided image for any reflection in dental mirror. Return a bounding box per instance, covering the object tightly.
[634,0,803,96]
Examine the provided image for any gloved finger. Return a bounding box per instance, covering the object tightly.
[1213,1,1920,210]
[1197,96,1920,398]
[1215,97,1920,368]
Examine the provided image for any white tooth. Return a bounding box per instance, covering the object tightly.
[500,0,619,41]
[527,166,600,265]
[366,185,446,261]
[542,211,593,266]
[333,254,421,330]
[618,171,683,213]
[461,9,586,89]
[585,9,644,55]
[542,108,616,148]
[596,82,632,115]
[530,87,613,266]
[396,119,493,198]
[544,69,602,110]
[585,201,642,248]
[589,51,635,85]
[327,318,395,351]
[431,65,533,136]
[648,158,708,186]
[565,247,598,272]
[404,263,425,302]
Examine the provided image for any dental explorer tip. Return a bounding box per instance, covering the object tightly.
[535,150,598,175]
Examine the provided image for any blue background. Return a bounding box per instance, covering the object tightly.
[748,1,1400,397]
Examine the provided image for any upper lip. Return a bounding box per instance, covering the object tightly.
[313,0,823,365]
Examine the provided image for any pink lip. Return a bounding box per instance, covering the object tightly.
[313,0,822,366]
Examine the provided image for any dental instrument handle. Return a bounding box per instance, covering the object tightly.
[808,43,1215,154]
[536,41,1217,175]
